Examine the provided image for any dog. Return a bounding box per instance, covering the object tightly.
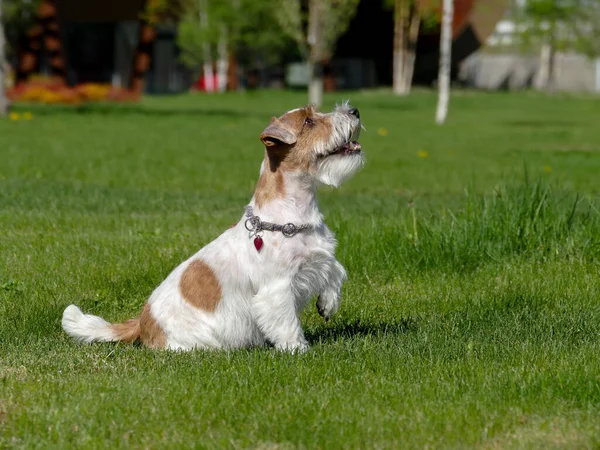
[62,103,364,352]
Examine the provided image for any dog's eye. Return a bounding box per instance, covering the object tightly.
[304,117,314,127]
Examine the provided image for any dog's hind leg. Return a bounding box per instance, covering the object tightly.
[251,280,309,353]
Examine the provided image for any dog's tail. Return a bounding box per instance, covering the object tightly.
[62,304,140,344]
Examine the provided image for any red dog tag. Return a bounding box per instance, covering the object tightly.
[254,236,264,252]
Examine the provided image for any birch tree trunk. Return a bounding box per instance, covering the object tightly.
[307,0,323,107]
[393,1,420,96]
[392,0,408,95]
[308,61,323,107]
[535,42,551,90]
[200,0,214,92]
[404,12,420,93]
[216,25,228,92]
[435,0,453,125]
[0,0,8,116]
[535,40,556,91]
[535,22,556,92]
[547,38,556,91]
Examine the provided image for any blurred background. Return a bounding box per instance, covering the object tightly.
[1,0,599,106]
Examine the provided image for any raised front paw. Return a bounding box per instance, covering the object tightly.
[316,293,339,322]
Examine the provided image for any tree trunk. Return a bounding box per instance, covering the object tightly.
[0,0,9,116]
[547,40,556,91]
[200,0,214,92]
[392,0,408,95]
[535,41,555,91]
[308,60,323,107]
[535,18,557,92]
[216,25,228,92]
[404,11,420,93]
[393,1,420,96]
[436,0,453,125]
[307,0,323,107]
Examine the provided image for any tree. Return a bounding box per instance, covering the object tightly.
[435,0,452,124]
[572,1,600,57]
[275,0,360,107]
[390,0,421,95]
[177,0,229,91]
[176,0,221,91]
[513,0,600,91]
[1,0,40,62]
[176,0,291,91]
[520,0,577,90]
[387,0,440,96]
[1,0,7,116]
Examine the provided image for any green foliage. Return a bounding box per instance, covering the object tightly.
[383,0,441,31]
[273,0,306,57]
[571,1,600,56]
[175,0,292,70]
[2,0,41,58]
[513,0,600,56]
[1,0,39,26]
[320,0,361,59]
[274,0,361,61]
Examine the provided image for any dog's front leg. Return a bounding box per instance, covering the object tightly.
[316,260,347,321]
[251,280,309,352]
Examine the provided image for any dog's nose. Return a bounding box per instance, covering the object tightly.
[348,108,360,119]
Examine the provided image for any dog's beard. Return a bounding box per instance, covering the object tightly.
[315,152,364,187]
[314,110,364,187]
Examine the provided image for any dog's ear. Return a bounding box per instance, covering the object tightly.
[260,118,297,147]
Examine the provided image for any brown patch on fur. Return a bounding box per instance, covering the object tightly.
[179,259,222,313]
[110,303,166,349]
[110,318,141,344]
[254,106,333,207]
[254,154,286,208]
[139,303,167,349]
[277,106,333,172]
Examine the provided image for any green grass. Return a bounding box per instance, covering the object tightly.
[1,90,600,449]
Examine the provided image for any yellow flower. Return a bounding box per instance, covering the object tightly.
[544,165,552,173]
[417,150,429,158]
[9,112,20,121]
[23,112,34,120]
[377,127,388,136]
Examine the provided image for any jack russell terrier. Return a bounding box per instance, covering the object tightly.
[62,103,364,352]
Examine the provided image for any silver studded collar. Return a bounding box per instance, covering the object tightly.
[244,206,313,237]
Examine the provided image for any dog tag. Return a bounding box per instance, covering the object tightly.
[254,236,264,252]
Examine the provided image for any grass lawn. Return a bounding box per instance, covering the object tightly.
[1,90,600,449]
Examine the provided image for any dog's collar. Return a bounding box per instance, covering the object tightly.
[244,206,313,252]
[244,206,313,237]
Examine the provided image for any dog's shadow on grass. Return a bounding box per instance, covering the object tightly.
[305,317,418,345]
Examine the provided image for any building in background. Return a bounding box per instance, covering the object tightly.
[461,0,600,93]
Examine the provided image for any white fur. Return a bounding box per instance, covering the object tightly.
[316,152,364,187]
[315,103,364,187]
[62,104,364,352]
[62,305,118,343]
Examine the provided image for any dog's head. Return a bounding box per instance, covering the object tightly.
[259,103,364,187]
